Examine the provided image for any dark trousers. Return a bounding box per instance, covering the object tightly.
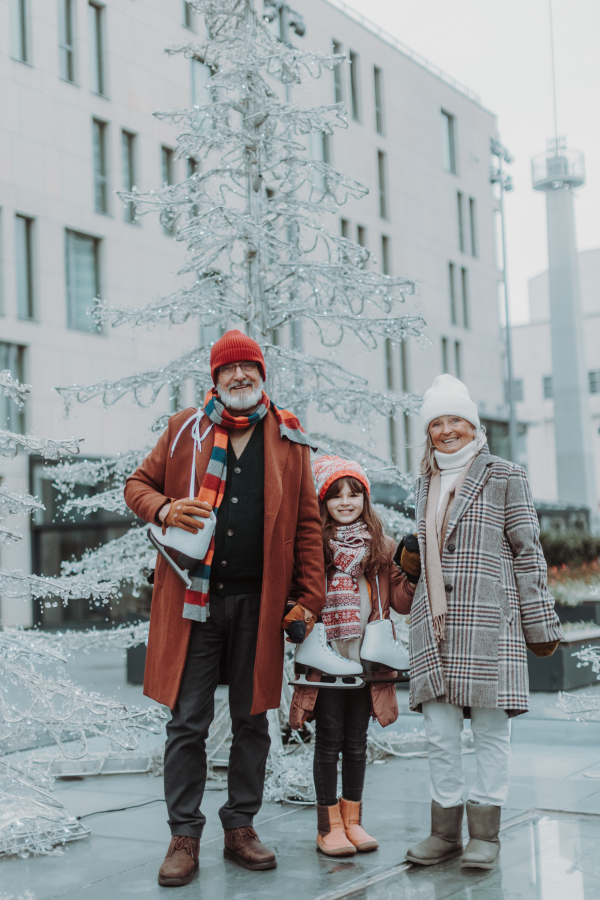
[163,592,270,838]
[313,685,372,806]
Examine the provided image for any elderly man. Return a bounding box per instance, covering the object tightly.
[125,330,324,886]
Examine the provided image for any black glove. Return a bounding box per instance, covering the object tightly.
[286,621,307,643]
[393,533,421,584]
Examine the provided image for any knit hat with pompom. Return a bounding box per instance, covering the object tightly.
[420,374,480,434]
[312,455,370,502]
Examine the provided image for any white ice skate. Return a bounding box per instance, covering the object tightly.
[291,623,364,689]
[360,619,410,682]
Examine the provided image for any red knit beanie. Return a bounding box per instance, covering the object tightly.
[210,330,266,383]
[312,455,371,501]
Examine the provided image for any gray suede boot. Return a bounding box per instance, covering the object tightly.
[405,800,464,866]
[461,801,501,869]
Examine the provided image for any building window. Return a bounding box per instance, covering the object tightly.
[162,147,175,234]
[448,262,457,325]
[58,0,76,82]
[441,109,456,174]
[377,150,388,219]
[357,225,367,247]
[441,337,449,373]
[460,267,469,328]
[340,218,350,239]
[373,66,384,135]
[589,371,600,394]
[15,214,34,319]
[92,119,108,213]
[183,0,194,28]
[454,341,462,380]
[192,57,213,130]
[349,51,361,121]
[543,376,553,399]
[381,235,390,275]
[469,197,478,257]
[332,40,343,103]
[162,147,174,186]
[457,191,465,253]
[65,230,101,332]
[11,0,30,63]
[121,131,136,222]
[506,379,524,403]
[0,343,26,433]
[89,3,105,95]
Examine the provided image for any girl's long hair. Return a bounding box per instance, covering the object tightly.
[321,476,388,580]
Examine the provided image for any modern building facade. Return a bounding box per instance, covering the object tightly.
[513,248,600,518]
[0,0,507,628]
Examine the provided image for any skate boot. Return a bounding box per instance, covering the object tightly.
[360,619,410,679]
[293,623,363,688]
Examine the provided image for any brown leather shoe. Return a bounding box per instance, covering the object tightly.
[158,835,200,887]
[223,826,277,870]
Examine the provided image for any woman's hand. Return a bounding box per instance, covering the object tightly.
[160,498,212,534]
[394,533,421,584]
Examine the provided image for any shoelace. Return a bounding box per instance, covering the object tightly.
[170,836,196,857]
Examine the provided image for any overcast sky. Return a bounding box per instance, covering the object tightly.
[341,0,600,324]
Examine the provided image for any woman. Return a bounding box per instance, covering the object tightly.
[398,374,563,870]
[289,456,415,857]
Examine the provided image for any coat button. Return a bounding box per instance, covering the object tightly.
[447,544,455,553]
[231,497,238,504]
[445,584,453,593]
[234,467,241,474]
[227,529,234,537]
[221,560,227,567]
[217,582,224,590]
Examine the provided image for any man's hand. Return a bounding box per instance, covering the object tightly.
[282,603,316,644]
[160,498,212,534]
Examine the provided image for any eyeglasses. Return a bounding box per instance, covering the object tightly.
[219,361,259,376]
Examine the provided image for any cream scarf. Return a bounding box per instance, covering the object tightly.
[425,435,484,642]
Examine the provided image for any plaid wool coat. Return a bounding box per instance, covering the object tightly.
[409,445,563,717]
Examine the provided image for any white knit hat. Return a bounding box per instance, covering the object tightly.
[420,374,480,434]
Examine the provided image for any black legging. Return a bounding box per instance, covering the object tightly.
[313,685,371,806]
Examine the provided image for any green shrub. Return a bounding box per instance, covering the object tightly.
[540,529,600,568]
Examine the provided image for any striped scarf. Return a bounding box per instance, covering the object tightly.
[182,387,313,622]
[322,521,371,642]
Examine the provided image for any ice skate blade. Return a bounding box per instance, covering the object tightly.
[361,659,410,682]
[361,671,410,684]
[290,674,365,689]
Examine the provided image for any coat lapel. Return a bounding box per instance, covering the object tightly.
[263,408,290,561]
[415,475,429,549]
[445,445,494,541]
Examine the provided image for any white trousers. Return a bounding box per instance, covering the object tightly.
[422,701,511,808]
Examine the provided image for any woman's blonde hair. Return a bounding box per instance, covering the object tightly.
[419,423,486,477]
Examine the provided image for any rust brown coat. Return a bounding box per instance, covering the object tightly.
[288,538,415,730]
[124,406,326,715]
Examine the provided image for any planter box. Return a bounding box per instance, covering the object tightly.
[556,600,600,625]
[528,627,600,692]
[126,612,149,685]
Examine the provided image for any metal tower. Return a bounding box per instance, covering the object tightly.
[531,138,597,522]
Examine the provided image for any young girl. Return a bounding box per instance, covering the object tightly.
[289,455,416,857]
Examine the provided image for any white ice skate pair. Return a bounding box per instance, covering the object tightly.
[292,575,410,689]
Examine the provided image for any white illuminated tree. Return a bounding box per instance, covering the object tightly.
[52,0,424,596]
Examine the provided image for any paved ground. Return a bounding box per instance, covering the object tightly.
[3,649,600,899]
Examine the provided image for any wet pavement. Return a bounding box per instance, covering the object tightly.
[2,649,600,899]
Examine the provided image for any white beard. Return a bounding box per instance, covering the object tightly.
[217,378,264,411]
